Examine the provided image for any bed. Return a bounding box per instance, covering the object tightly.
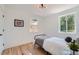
[34,34,48,47]
[34,34,71,55]
[43,37,70,55]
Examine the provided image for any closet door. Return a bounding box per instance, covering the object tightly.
[0,7,4,54]
[0,35,4,54]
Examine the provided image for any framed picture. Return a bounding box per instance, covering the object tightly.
[14,19,24,27]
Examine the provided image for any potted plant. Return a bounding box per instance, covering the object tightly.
[65,37,79,55]
[69,40,79,55]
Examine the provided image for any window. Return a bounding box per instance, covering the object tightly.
[59,13,76,33]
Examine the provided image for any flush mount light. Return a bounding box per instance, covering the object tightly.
[39,4,47,8]
[34,4,47,8]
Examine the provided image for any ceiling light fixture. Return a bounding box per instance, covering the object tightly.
[34,4,47,8]
[39,4,47,8]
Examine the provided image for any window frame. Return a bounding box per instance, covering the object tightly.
[58,12,76,34]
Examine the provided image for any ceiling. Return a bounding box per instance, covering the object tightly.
[5,4,79,16]
[33,4,78,16]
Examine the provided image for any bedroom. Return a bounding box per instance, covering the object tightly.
[0,4,79,55]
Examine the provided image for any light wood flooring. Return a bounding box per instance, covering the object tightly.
[2,42,49,55]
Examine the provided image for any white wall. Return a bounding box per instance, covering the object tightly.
[2,5,79,49]
[41,6,79,39]
[0,5,5,54]
[4,5,43,49]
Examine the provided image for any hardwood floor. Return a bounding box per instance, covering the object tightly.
[2,42,48,55]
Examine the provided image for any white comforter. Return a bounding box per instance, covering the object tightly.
[43,37,70,55]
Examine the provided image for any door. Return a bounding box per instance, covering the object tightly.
[0,34,4,54]
[0,7,4,54]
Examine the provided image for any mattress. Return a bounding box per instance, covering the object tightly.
[43,37,71,55]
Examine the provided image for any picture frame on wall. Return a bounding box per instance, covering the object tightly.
[14,19,24,27]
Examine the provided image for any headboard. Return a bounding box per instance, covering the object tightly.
[34,34,47,40]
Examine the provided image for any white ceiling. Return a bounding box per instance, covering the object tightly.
[5,4,79,16]
[33,4,78,16]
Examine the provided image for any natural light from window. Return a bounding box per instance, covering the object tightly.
[59,13,76,33]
